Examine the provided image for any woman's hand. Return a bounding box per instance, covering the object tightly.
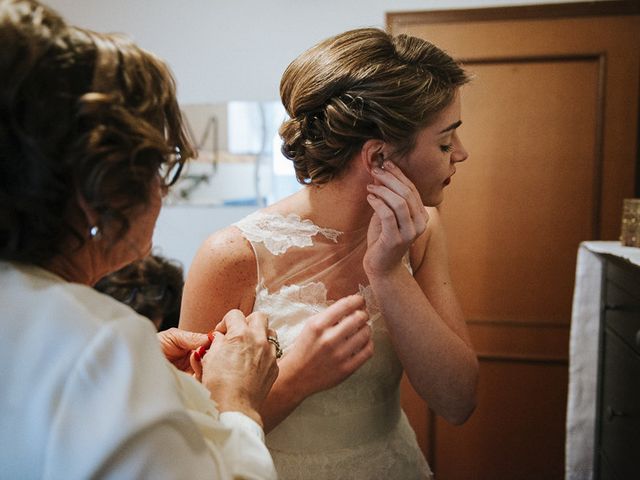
[198,310,279,427]
[280,294,373,400]
[364,161,428,277]
[157,328,211,374]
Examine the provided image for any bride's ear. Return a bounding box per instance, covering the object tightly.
[359,139,386,176]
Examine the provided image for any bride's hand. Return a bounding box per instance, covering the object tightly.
[281,294,373,399]
[364,161,428,277]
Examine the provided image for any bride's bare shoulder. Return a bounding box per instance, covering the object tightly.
[193,225,256,275]
[183,225,257,316]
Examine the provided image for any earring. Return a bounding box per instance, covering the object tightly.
[89,225,101,240]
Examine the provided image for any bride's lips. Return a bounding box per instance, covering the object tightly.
[443,170,456,186]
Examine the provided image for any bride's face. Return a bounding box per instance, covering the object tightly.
[397,92,469,206]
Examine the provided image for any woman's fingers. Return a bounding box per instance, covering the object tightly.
[330,308,374,371]
[190,350,203,381]
[247,311,269,331]
[341,338,375,373]
[314,294,366,328]
[334,309,369,337]
[221,309,250,334]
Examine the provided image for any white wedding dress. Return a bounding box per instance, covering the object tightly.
[234,211,433,480]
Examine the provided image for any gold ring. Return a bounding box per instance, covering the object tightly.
[267,335,283,359]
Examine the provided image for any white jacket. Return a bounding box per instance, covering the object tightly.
[0,261,277,480]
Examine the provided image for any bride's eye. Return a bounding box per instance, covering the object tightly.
[440,144,453,153]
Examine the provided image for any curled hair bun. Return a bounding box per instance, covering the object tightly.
[279,116,309,180]
[280,96,372,185]
[278,28,470,186]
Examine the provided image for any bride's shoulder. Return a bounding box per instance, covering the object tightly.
[184,225,257,316]
[199,224,256,266]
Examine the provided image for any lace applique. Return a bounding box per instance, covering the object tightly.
[257,281,330,311]
[359,284,379,316]
[234,211,342,255]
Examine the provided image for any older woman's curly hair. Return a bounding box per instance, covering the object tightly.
[0,0,195,265]
[279,28,470,185]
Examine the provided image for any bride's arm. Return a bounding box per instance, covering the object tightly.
[180,227,373,433]
[365,165,478,425]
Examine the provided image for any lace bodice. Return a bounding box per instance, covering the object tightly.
[234,211,432,480]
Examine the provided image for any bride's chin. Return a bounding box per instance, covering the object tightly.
[419,190,442,207]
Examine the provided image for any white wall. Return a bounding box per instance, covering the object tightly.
[48,0,603,104]
[45,0,608,271]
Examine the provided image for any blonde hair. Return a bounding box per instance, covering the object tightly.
[279,28,470,185]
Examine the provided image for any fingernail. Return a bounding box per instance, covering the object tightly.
[207,331,215,343]
[197,346,207,358]
[372,167,382,174]
[383,161,394,169]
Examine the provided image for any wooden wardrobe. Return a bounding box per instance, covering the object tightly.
[388,2,640,479]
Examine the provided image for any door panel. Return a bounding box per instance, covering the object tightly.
[446,58,600,323]
[435,360,568,480]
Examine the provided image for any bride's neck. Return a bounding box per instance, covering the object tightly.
[292,168,373,233]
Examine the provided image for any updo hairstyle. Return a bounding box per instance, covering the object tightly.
[279,28,470,185]
[0,0,194,265]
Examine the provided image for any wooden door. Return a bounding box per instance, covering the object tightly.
[388,3,640,479]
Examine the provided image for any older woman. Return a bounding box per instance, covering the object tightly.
[0,1,283,478]
[181,28,479,479]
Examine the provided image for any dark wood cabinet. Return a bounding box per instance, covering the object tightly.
[595,255,640,479]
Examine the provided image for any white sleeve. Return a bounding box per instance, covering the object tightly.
[43,317,277,480]
[172,369,278,480]
[219,412,278,480]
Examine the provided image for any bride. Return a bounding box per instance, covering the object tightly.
[180,27,479,480]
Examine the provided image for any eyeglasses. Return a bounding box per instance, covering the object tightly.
[159,146,184,187]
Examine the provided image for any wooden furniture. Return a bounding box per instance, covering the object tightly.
[594,253,640,479]
[566,242,640,480]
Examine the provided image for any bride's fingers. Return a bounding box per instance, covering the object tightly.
[382,161,422,203]
[371,166,413,204]
[373,162,425,228]
[366,192,413,242]
[366,184,412,233]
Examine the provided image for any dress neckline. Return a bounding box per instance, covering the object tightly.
[254,210,369,239]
